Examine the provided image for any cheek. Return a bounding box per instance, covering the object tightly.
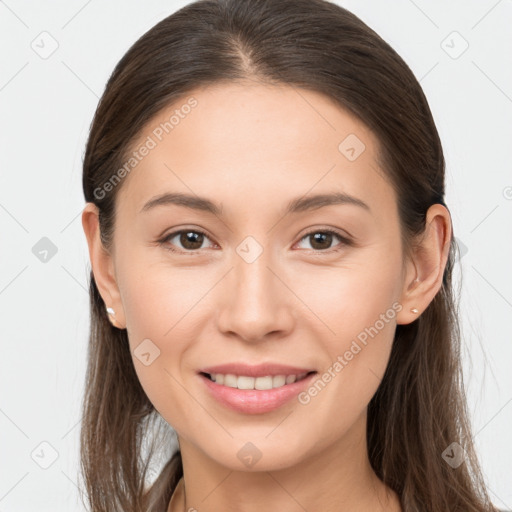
[120,262,209,344]
[292,244,402,339]
[117,262,216,418]
[293,248,401,406]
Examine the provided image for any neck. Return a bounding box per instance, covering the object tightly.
[168,412,401,512]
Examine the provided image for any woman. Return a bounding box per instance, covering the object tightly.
[80,0,499,510]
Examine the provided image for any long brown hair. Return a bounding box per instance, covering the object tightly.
[79,0,498,510]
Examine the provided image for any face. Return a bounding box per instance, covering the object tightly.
[103,82,412,470]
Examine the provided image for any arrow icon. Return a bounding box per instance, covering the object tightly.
[134,339,161,366]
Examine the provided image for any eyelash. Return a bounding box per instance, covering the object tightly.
[157,227,352,255]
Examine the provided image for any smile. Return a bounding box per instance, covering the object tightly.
[199,371,318,414]
[203,372,313,390]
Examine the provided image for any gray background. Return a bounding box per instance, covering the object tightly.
[0,0,511,510]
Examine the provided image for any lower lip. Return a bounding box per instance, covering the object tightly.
[199,372,317,414]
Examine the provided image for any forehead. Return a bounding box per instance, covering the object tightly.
[117,81,395,220]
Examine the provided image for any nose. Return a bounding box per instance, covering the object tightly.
[216,243,295,344]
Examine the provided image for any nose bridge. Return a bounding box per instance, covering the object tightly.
[233,233,279,307]
[217,233,292,341]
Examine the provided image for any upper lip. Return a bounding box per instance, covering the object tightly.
[199,363,317,378]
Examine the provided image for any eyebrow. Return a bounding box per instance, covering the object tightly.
[140,191,371,216]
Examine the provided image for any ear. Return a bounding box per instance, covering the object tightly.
[396,203,452,325]
[81,202,126,329]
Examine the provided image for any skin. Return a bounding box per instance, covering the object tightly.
[82,81,451,512]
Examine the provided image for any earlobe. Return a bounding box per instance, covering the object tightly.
[396,204,452,325]
[81,202,126,329]
[105,306,124,330]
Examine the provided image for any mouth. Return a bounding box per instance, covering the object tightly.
[198,369,318,414]
[199,371,317,391]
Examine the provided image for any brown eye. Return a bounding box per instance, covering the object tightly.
[295,229,350,252]
[161,229,214,252]
[309,232,334,250]
[159,227,351,255]
[178,231,205,250]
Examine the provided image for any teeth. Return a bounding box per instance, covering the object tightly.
[285,375,297,384]
[209,372,309,390]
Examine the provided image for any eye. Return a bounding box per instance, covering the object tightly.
[159,229,216,253]
[294,228,351,252]
[158,227,352,254]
